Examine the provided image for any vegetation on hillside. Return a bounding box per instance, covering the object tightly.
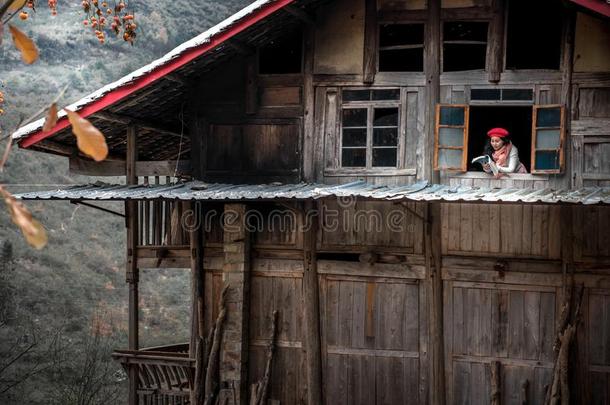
[0,1,250,403]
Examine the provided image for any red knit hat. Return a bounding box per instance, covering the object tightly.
[487,127,509,138]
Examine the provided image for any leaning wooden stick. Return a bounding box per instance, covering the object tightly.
[204,285,228,405]
[250,310,279,405]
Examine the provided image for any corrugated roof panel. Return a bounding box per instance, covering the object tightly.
[13,181,610,205]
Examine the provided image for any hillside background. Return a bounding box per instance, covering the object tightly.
[0,1,250,403]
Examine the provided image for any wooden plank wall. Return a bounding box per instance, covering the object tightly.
[441,203,562,260]
[318,261,427,405]
[443,281,556,405]
[320,201,425,254]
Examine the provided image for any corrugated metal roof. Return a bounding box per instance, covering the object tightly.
[13,181,610,205]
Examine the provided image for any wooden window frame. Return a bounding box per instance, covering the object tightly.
[339,89,403,171]
[434,104,470,172]
[531,104,565,174]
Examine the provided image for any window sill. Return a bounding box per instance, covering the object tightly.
[325,168,416,177]
[448,172,550,181]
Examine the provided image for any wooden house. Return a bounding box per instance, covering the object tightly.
[13,0,610,403]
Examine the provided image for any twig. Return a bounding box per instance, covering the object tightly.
[204,285,228,405]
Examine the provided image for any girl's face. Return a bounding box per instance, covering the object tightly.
[490,136,505,151]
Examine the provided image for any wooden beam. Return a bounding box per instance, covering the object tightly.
[125,125,139,405]
[561,8,576,188]
[487,0,505,83]
[363,0,378,84]
[221,203,251,405]
[226,38,255,55]
[284,5,315,25]
[302,201,322,405]
[425,0,441,183]
[164,73,189,86]
[245,55,259,115]
[92,111,183,139]
[425,202,445,405]
[35,139,76,156]
[189,201,205,405]
[69,157,191,177]
[302,25,316,181]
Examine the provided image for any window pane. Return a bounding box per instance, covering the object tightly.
[374,108,399,126]
[443,44,487,71]
[439,127,464,147]
[502,89,533,101]
[536,129,561,149]
[342,148,366,167]
[443,21,488,42]
[343,109,367,127]
[379,48,424,72]
[372,148,397,167]
[372,89,400,101]
[439,107,464,126]
[471,89,501,101]
[343,128,367,147]
[437,148,463,168]
[373,128,398,146]
[537,108,561,127]
[379,23,424,47]
[343,90,371,102]
[535,150,560,170]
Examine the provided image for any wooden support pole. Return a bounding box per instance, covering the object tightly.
[425,202,445,405]
[125,125,139,405]
[425,0,441,183]
[221,203,251,405]
[363,0,378,85]
[302,201,322,405]
[190,201,205,405]
[302,25,316,181]
[487,0,505,83]
[560,8,576,188]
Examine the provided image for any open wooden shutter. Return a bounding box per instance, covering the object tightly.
[531,105,565,174]
[434,104,469,171]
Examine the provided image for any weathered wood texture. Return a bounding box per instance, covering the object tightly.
[319,201,425,253]
[441,203,562,259]
[443,282,556,405]
[319,268,425,405]
[220,204,251,405]
[572,205,610,262]
[248,260,307,405]
[204,123,301,183]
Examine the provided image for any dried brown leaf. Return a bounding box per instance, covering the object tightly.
[0,187,47,249]
[9,24,38,64]
[8,0,27,12]
[65,109,108,161]
[42,102,58,132]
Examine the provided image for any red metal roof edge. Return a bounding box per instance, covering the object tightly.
[20,0,295,149]
[569,0,610,18]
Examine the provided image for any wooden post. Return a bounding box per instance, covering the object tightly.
[425,0,441,183]
[190,201,205,405]
[302,201,323,405]
[125,125,139,405]
[363,0,377,85]
[302,25,316,182]
[221,203,251,405]
[425,202,445,405]
[487,0,505,83]
[560,8,576,189]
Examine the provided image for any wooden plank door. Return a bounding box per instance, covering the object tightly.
[444,281,557,405]
[319,269,426,405]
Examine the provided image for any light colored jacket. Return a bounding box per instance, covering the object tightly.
[483,145,525,173]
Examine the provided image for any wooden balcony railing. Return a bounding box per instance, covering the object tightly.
[112,344,194,405]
